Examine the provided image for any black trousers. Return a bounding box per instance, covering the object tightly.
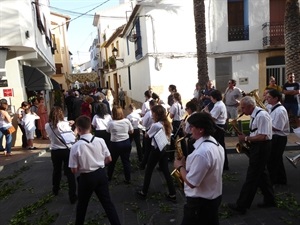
[236,141,275,208]
[94,130,111,149]
[51,149,76,199]
[142,147,176,196]
[130,128,143,161]
[181,195,222,225]
[140,135,152,168]
[76,168,121,225]
[34,120,41,138]
[107,139,132,181]
[18,124,27,148]
[212,124,229,170]
[267,135,287,185]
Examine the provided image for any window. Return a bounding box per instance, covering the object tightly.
[128,67,131,90]
[134,18,143,59]
[35,0,45,34]
[55,63,63,74]
[266,56,285,86]
[215,57,232,92]
[228,0,249,41]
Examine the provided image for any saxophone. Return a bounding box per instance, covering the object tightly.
[230,117,250,157]
[170,136,186,189]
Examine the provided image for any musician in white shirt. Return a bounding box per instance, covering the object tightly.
[266,89,290,185]
[174,112,224,225]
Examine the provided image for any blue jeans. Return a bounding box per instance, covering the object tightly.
[283,102,298,117]
[0,127,12,153]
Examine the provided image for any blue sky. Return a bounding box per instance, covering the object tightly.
[50,0,120,64]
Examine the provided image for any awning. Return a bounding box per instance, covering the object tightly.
[23,65,53,91]
[50,78,61,90]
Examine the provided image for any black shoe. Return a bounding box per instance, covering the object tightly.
[124,180,131,184]
[136,190,146,199]
[139,164,145,170]
[223,166,229,171]
[257,202,276,208]
[52,187,60,196]
[165,194,177,203]
[156,167,162,171]
[70,195,78,204]
[227,203,246,215]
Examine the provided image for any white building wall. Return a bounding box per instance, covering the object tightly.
[120,0,197,104]
[206,0,269,54]
[206,0,271,92]
[0,0,54,146]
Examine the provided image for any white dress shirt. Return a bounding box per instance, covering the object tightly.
[69,133,110,173]
[185,136,224,199]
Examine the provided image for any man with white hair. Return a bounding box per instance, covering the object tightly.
[228,96,275,214]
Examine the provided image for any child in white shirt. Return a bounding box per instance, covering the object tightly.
[22,108,40,149]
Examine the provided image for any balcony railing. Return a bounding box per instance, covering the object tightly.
[228,25,249,41]
[262,22,284,48]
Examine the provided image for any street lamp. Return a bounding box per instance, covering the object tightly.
[112,47,124,63]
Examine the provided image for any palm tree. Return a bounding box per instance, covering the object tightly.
[193,0,209,89]
[284,0,300,79]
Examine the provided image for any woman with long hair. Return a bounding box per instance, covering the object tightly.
[17,101,30,147]
[136,105,176,201]
[91,102,112,148]
[37,97,49,140]
[169,92,187,159]
[0,100,13,156]
[106,89,114,112]
[45,106,77,204]
[106,106,133,183]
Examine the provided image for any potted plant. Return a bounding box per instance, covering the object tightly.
[108,56,116,69]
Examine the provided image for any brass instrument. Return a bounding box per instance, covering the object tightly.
[285,154,300,168]
[244,89,267,111]
[230,114,250,157]
[171,136,186,189]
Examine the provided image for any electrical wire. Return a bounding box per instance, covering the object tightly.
[50,0,113,30]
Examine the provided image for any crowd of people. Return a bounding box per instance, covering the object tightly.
[1,73,300,224]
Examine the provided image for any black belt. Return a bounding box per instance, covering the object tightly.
[80,167,104,176]
[251,140,272,145]
[51,148,69,151]
[186,195,222,203]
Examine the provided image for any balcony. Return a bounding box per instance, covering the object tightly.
[262,22,284,48]
[228,25,249,41]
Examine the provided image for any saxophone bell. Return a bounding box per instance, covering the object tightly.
[171,136,186,189]
[230,118,250,157]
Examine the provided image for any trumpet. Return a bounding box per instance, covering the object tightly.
[285,154,300,168]
[171,136,186,189]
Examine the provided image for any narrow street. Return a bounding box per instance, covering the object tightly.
[0,144,299,225]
